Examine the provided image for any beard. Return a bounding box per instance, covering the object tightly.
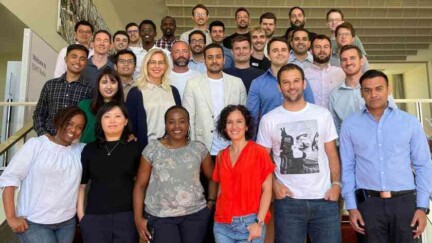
[312,53,331,64]
[173,57,189,67]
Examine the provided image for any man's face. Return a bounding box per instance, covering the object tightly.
[340,49,363,76]
[126,26,140,43]
[171,42,190,67]
[327,12,344,32]
[336,28,354,47]
[251,30,267,52]
[260,18,276,38]
[140,24,156,43]
[65,49,88,75]
[268,41,289,67]
[290,8,305,27]
[291,30,310,55]
[278,69,306,103]
[93,32,111,55]
[115,53,135,77]
[361,76,390,112]
[75,25,92,45]
[193,8,209,26]
[113,34,129,52]
[189,33,205,55]
[236,10,250,29]
[210,26,225,44]
[311,38,331,64]
[161,18,176,37]
[232,40,252,64]
[205,47,224,74]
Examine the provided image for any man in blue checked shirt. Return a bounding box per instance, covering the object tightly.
[340,69,432,242]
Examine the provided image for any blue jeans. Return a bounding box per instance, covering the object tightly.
[17,217,76,243]
[213,214,266,243]
[274,197,340,243]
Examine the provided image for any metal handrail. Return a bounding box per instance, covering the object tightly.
[0,122,33,156]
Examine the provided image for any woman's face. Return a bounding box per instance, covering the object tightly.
[147,53,167,83]
[99,74,119,101]
[101,106,128,138]
[165,108,189,141]
[225,110,248,141]
[56,114,86,146]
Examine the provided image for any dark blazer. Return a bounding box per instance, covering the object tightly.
[125,85,181,150]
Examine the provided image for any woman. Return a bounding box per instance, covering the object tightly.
[133,105,215,243]
[79,67,124,143]
[77,101,140,243]
[213,105,275,243]
[0,106,87,243]
[126,48,181,149]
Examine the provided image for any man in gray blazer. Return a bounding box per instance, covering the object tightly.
[183,43,247,157]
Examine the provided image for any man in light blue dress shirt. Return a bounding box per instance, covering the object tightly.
[340,70,432,242]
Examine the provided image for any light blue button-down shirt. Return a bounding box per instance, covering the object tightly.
[340,103,432,209]
[247,68,315,136]
[188,57,207,74]
[288,50,314,70]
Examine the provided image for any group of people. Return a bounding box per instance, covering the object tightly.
[0,3,431,243]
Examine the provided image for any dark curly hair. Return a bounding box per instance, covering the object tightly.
[53,106,87,133]
[216,105,254,141]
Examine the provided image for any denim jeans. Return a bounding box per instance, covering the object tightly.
[213,214,266,243]
[274,197,340,243]
[17,217,76,243]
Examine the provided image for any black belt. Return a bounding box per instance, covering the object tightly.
[359,189,415,199]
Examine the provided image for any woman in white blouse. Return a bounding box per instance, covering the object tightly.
[0,106,87,243]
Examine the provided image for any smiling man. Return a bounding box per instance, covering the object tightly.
[250,27,270,71]
[288,6,317,40]
[180,4,212,45]
[288,28,313,70]
[34,44,93,136]
[114,49,136,99]
[223,7,251,49]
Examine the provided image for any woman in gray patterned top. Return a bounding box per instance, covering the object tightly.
[133,105,216,243]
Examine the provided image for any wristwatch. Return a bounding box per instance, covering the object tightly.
[416,207,430,215]
[255,218,265,227]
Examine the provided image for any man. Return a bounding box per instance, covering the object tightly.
[155,16,177,51]
[247,37,315,135]
[288,28,314,70]
[125,22,141,48]
[257,63,341,243]
[304,35,345,108]
[82,30,114,86]
[223,35,264,93]
[54,20,94,78]
[325,8,367,57]
[331,22,369,73]
[34,44,93,136]
[340,69,432,242]
[169,41,200,98]
[133,20,171,78]
[260,12,277,39]
[209,20,233,69]
[288,6,317,39]
[223,7,251,49]
[180,4,212,45]
[188,30,207,74]
[109,30,129,62]
[114,49,136,99]
[250,26,271,71]
[183,43,246,156]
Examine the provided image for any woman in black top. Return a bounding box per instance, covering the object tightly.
[77,101,141,243]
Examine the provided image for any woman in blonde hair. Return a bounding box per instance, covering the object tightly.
[126,48,181,149]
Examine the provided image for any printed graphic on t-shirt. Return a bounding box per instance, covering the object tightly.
[278,120,319,174]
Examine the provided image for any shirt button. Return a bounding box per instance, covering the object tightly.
[66,94,68,96]
[64,105,67,107]
[210,130,213,133]
[381,171,384,174]
[379,144,382,146]
[380,157,383,160]
[378,130,382,133]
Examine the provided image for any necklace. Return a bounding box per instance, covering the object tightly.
[105,141,120,156]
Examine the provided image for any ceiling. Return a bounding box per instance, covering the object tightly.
[112,0,432,63]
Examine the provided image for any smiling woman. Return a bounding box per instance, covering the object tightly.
[0,106,87,243]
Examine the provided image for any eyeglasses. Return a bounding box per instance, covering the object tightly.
[78,30,92,35]
[337,32,352,37]
[194,13,207,17]
[148,60,166,66]
[127,30,139,34]
[327,18,342,23]
[118,59,135,65]
[190,40,205,45]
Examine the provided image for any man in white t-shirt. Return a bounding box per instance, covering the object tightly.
[183,43,246,156]
[257,63,341,243]
[169,41,200,99]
